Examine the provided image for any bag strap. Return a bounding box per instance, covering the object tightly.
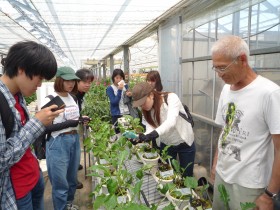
[0,91,14,138]
[163,94,193,126]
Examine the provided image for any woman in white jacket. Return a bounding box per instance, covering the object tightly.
[131,82,196,177]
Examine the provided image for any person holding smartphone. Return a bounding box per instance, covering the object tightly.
[0,41,62,210]
[45,67,82,210]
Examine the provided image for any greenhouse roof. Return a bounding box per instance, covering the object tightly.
[0,0,182,68]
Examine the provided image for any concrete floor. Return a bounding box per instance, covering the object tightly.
[42,148,93,210]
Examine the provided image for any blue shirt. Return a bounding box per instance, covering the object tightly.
[0,80,45,210]
[106,84,129,116]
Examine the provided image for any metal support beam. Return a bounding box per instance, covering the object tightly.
[109,54,114,76]
[102,64,106,79]
[123,45,129,81]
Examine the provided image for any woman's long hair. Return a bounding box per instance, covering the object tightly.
[142,90,169,128]
[146,70,163,91]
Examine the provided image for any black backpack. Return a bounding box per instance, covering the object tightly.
[0,91,14,139]
[0,91,48,160]
[164,94,194,127]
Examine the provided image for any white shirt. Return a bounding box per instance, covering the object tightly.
[43,93,80,138]
[215,75,280,188]
[145,93,194,146]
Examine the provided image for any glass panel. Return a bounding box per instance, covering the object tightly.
[182,62,193,109]
[193,123,221,173]
[217,14,233,39]
[193,60,213,118]
[250,53,280,86]
[250,0,280,50]
[237,9,249,37]
[182,29,194,59]
[194,23,211,57]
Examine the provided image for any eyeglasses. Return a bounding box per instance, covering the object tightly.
[212,57,238,73]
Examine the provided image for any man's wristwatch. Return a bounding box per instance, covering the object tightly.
[264,187,277,199]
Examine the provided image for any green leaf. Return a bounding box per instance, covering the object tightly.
[93,194,106,209]
[107,178,118,194]
[184,176,198,189]
[240,202,256,210]
[162,202,176,210]
[218,184,230,210]
[116,203,151,210]
[104,194,117,209]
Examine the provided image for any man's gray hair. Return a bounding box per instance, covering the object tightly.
[211,35,249,59]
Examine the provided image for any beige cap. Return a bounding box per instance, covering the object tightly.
[132,82,154,107]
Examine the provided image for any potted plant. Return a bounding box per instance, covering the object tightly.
[140,143,159,174]
[154,145,175,185]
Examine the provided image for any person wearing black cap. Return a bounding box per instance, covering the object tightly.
[45,66,81,210]
[131,82,196,177]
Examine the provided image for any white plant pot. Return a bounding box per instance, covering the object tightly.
[117,190,131,204]
[153,172,174,185]
[141,153,159,174]
[166,190,191,210]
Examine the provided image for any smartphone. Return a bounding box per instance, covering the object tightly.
[41,96,65,111]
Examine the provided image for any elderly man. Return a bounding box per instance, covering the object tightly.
[211,35,280,210]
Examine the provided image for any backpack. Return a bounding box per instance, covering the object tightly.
[163,94,194,127]
[0,91,14,139]
[0,91,47,159]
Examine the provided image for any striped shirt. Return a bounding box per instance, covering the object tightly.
[0,80,45,210]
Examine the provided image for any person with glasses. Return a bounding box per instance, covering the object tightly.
[211,35,280,210]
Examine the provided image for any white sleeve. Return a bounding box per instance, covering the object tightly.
[155,93,180,136]
[264,89,280,134]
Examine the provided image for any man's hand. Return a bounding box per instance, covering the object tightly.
[254,193,274,210]
[35,104,64,126]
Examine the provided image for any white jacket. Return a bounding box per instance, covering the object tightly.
[145,93,194,146]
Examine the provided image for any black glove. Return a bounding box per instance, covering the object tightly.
[139,130,159,142]
[129,138,141,145]
[79,116,91,124]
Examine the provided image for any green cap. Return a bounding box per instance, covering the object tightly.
[56,66,80,80]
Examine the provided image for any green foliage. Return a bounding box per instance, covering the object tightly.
[218,184,230,210]
[128,75,145,90]
[218,184,256,210]
[118,115,144,134]
[82,79,111,121]
[161,145,172,163]
[240,202,256,210]
[24,93,36,105]
[184,176,198,189]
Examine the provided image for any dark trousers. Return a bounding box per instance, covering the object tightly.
[160,142,196,177]
[112,115,122,134]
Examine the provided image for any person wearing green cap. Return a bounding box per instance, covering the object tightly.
[44,66,82,210]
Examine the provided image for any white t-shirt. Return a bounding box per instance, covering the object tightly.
[215,75,280,188]
[43,93,80,138]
